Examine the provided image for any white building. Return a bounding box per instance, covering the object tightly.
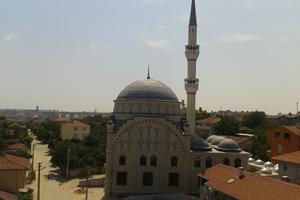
[104,1,250,199]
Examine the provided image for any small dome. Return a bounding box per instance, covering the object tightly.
[216,138,241,152]
[260,167,272,175]
[264,161,273,168]
[248,157,255,163]
[255,159,264,165]
[206,135,220,144]
[210,136,225,146]
[116,78,179,102]
[191,135,212,151]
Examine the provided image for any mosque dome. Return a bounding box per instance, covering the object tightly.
[264,161,273,168]
[248,157,255,163]
[255,159,264,165]
[210,136,225,146]
[191,135,212,151]
[116,78,179,102]
[206,135,220,144]
[216,138,241,152]
[260,167,273,176]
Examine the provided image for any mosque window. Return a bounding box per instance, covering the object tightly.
[154,128,159,139]
[139,128,144,138]
[194,158,201,168]
[119,156,126,166]
[147,127,152,139]
[205,157,212,169]
[140,155,147,166]
[234,159,242,168]
[150,156,157,166]
[171,156,178,167]
[116,172,127,186]
[143,172,153,186]
[168,173,179,187]
[223,158,230,166]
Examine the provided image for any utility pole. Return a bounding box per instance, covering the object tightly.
[85,167,89,200]
[66,146,70,179]
[37,162,41,200]
[297,101,299,114]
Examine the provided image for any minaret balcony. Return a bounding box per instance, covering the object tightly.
[185,45,199,60]
[185,78,199,94]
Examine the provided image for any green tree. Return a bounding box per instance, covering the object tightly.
[243,111,266,129]
[250,127,271,160]
[214,115,240,135]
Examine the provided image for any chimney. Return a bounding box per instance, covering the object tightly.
[238,167,245,179]
[281,176,290,182]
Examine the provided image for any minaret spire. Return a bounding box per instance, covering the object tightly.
[147,65,150,79]
[185,0,200,135]
[189,0,197,26]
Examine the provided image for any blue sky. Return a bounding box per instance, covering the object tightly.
[0,0,299,114]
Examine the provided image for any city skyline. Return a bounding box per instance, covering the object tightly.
[1,0,300,114]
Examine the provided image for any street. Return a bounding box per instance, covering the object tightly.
[30,138,104,200]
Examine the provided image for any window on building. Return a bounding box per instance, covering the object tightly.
[284,133,290,142]
[223,158,230,166]
[171,156,178,167]
[168,173,179,187]
[116,172,127,186]
[119,156,126,166]
[284,164,288,171]
[150,156,157,166]
[205,157,212,168]
[234,159,242,168]
[143,172,153,186]
[275,132,280,139]
[139,128,144,138]
[140,155,147,166]
[194,158,201,168]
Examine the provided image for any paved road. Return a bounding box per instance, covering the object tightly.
[30,139,104,200]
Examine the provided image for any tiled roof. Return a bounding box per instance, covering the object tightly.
[0,190,18,200]
[196,116,220,125]
[222,135,251,145]
[283,126,300,136]
[199,164,300,200]
[63,120,89,128]
[0,154,30,170]
[8,143,28,152]
[272,151,300,165]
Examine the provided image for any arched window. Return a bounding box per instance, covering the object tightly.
[194,158,201,168]
[140,155,147,166]
[119,156,126,166]
[150,156,157,166]
[223,158,230,166]
[171,156,178,167]
[205,157,212,169]
[235,159,242,168]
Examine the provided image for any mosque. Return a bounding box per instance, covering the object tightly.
[104,0,251,199]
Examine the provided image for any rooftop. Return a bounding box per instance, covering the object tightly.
[0,190,17,200]
[283,125,300,136]
[0,154,30,170]
[199,164,300,200]
[272,151,300,165]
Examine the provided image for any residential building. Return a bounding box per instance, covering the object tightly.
[198,164,300,200]
[0,154,29,194]
[272,151,300,184]
[267,114,300,126]
[266,125,300,157]
[195,116,220,135]
[55,118,90,141]
[104,1,251,199]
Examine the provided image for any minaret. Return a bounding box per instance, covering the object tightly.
[185,0,199,135]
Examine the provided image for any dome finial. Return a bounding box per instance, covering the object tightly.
[147,65,150,79]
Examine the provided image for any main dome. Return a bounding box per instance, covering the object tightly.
[116,78,179,102]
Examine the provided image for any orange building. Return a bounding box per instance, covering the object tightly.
[266,125,300,157]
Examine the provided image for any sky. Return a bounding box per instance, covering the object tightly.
[0,0,299,114]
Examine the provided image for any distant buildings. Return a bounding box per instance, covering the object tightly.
[272,151,300,184]
[199,164,300,200]
[196,116,220,135]
[0,154,30,194]
[266,125,300,157]
[267,113,300,126]
[55,118,90,141]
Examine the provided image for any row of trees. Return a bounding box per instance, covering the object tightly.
[30,115,107,174]
[213,111,274,160]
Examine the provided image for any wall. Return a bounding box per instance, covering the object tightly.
[278,162,300,183]
[0,169,27,194]
[60,125,90,141]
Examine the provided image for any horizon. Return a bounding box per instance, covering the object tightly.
[1,0,299,114]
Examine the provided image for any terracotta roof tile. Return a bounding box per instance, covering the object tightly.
[283,126,300,136]
[0,190,18,200]
[8,143,28,152]
[272,151,300,165]
[0,154,30,170]
[199,164,300,200]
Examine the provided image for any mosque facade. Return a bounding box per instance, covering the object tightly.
[104,1,251,199]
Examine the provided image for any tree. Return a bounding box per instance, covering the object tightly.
[250,127,271,160]
[243,111,266,129]
[214,115,240,135]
